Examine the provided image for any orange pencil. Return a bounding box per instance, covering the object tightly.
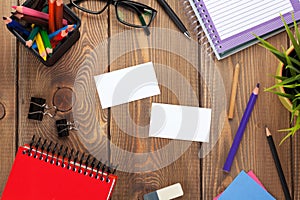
[55,0,64,30]
[48,0,56,33]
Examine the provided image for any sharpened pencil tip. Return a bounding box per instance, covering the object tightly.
[256,83,260,88]
[265,127,271,136]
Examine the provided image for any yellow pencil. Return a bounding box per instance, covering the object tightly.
[35,32,47,61]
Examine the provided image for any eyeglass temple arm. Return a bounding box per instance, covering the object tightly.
[66,0,84,8]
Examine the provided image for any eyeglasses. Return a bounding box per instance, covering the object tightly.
[68,0,157,33]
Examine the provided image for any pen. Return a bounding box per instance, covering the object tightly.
[156,0,191,39]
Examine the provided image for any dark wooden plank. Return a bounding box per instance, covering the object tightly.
[108,0,201,199]
[17,1,110,170]
[201,34,292,199]
[0,0,17,196]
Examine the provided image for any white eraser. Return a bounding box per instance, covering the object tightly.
[156,183,184,200]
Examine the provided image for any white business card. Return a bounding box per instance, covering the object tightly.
[149,103,211,142]
[94,62,160,108]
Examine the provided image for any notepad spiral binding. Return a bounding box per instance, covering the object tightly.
[181,0,216,56]
[23,135,116,183]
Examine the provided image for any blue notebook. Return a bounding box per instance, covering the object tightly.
[218,170,275,200]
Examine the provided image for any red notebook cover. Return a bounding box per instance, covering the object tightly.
[2,138,118,200]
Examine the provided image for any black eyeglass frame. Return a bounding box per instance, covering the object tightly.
[68,0,157,29]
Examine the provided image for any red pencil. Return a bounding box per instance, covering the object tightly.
[48,0,56,33]
[55,0,64,30]
[12,6,68,26]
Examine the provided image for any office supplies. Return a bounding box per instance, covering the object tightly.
[12,6,68,26]
[144,183,184,200]
[32,24,77,49]
[48,0,56,32]
[2,17,30,36]
[28,97,57,120]
[186,0,300,59]
[13,12,49,28]
[223,83,259,172]
[55,0,64,30]
[149,103,212,142]
[157,0,190,39]
[94,62,160,109]
[40,28,53,55]
[1,136,118,200]
[7,0,81,66]
[35,32,47,61]
[26,25,40,47]
[56,118,77,137]
[228,63,240,119]
[266,127,292,200]
[214,170,266,200]
[218,170,275,200]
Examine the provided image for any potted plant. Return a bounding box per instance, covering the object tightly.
[256,14,300,144]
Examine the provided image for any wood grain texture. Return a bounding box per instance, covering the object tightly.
[0,0,298,199]
[108,1,200,199]
[0,0,17,196]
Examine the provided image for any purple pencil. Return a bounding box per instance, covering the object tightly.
[223,83,260,172]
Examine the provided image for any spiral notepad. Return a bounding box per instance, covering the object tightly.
[2,136,117,200]
[185,0,300,59]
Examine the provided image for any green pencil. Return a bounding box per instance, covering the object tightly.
[26,25,40,47]
[40,29,53,56]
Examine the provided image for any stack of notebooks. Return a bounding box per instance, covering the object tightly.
[187,0,300,59]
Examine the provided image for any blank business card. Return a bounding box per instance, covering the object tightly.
[94,62,160,108]
[149,103,211,142]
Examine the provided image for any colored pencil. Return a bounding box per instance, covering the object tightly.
[13,12,48,28]
[31,24,76,49]
[35,32,47,61]
[11,6,68,26]
[48,0,56,32]
[55,0,64,30]
[3,16,30,36]
[228,63,240,119]
[265,127,292,200]
[26,25,40,47]
[40,29,53,55]
[223,83,260,172]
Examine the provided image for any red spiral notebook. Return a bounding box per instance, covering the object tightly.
[2,137,118,200]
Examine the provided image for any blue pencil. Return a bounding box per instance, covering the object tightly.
[31,24,76,49]
[3,17,30,36]
[223,83,260,172]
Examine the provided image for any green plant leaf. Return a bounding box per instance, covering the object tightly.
[281,14,300,59]
[292,13,300,46]
[286,64,300,74]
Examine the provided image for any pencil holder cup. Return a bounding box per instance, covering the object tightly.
[6,0,81,67]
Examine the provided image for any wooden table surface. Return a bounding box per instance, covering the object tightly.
[1,0,299,199]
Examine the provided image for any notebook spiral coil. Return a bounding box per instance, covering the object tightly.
[181,0,215,56]
[23,135,116,183]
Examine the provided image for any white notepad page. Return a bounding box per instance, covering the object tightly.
[204,0,293,40]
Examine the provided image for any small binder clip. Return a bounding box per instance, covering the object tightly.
[56,119,78,137]
[28,97,57,121]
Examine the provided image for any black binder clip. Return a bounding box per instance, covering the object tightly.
[56,119,78,137]
[28,97,57,121]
